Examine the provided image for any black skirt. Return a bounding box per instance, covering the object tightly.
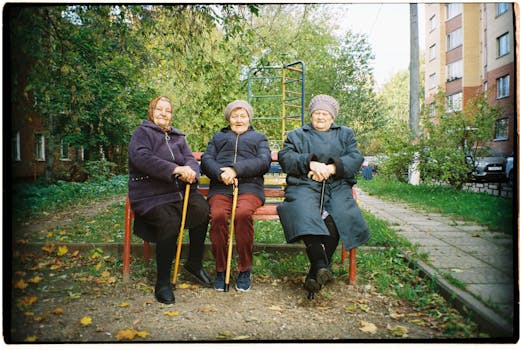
[133,190,209,243]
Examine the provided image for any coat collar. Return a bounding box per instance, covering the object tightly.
[303,122,341,131]
[142,120,185,136]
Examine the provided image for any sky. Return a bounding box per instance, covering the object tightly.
[329,3,426,88]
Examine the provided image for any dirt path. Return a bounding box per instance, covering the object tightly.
[8,196,481,343]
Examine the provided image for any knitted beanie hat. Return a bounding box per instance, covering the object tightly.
[308,94,339,119]
[224,100,254,122]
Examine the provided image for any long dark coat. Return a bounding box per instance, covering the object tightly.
[277,123,370,250]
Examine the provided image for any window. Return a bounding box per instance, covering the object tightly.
[429,103,436,117]
[495,119,508,140]
[429,15,436,31]
[446,60,463,81]
[447,28,462,51]
[497,32,510,57]
[429,44,437,61]
[497,3,509,16]
[446,92,462,112]
[446,3,462,19]
[35,133,45,161]
[60,139,71,160]
[497,75,510,98]
[12,131,21,161]
[429,73,437,90]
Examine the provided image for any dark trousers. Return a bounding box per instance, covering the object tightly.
[302,215,340,270]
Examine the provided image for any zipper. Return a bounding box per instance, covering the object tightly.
[233,133,239,163]
[165,132,176,162]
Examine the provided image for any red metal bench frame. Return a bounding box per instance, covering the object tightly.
[123,152,357,284]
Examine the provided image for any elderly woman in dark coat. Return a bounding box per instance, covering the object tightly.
[201,100,271,292]
[128,96,211,304]
[277,94,370,294]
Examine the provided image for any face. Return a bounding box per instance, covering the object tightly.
[311,110,334,131]
[152,99,173,131]
[229,108,250,135]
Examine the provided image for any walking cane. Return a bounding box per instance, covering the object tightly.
[172,183,191,289]
[308,180,327,300]
[224,183,239,292]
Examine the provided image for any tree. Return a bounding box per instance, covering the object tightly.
[419,92,501,189]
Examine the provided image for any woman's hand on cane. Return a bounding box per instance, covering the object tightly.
[174,166,197,183]
[308,161,336,182]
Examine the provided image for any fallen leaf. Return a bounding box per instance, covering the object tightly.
[80,316,92,326]
[52,308,63,315]
[14,279,28,289]
[177,283,191,289]
[24,336,38,342]
[268,305,283,311]
[389,312,404,320]
[101,271,111,278]
[57,246,68,257]
[359,304,370,312]
[164,311,179,317]
[42,243,55,254]
[115,328,149,340]
[70,250,80,258]
[359,321,378,334]
[19,296,38,307]
[118,302,130,308]
[232,335,250,340]
[387,324,409,337]
[28,276,43,284]
[198,306,216,313]
[132,319,141,330]
[344,304,357,313]
[450,268,463,273]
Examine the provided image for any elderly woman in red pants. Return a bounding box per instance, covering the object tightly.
[201,100,271,292]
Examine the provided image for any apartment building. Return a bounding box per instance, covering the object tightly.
[424,3,516,156]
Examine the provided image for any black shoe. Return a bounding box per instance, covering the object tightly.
[155,285,175,304]
[304,270,321,293]
[316,267,334,285]
[184,264,212,287]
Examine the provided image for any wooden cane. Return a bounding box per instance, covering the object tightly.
[224,184,239,292]
[172,184,191,288]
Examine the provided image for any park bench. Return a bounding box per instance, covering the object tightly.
[123,151,358,284]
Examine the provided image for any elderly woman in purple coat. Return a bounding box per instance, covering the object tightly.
[128,96,211,304]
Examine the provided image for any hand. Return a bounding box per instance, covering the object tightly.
[173,165,196,184]
[308,161,336,182]
[220,167,237,186]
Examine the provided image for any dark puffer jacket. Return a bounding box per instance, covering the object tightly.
[128,120,200,216]
[277,123,370,250]
[201,126,271,202]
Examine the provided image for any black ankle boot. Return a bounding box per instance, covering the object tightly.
[155,284,175,304]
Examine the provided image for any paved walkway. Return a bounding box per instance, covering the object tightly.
[356,188,516,337]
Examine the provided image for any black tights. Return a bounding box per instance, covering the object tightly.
[302,215,340,270]
[155,222,208,288]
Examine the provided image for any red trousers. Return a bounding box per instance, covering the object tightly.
[208,193,262,272]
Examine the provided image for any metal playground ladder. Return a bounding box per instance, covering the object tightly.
[247,61,305,151]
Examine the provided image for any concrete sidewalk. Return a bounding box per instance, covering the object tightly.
[356,188,517,337]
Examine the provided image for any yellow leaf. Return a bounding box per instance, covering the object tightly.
[91,251,101,259]
[177,283,191,289]
[19,296,38,306]
[198,306,216,313]
[115,328,137,340]
[164,311,179,317]
[268,305,283,311]
[101,271,111,278]
[57,246,68,257]
[46,232,53,238]
[118,302,130,308]
[24,336,38,342]
[50,264,62,270]
[52,308,63,315]
[387,324,409,337]
[359,321,378,334]
[28,276,43,284]
[70,250,80,258]
[42,243,55,254]
[14,279,28,289]
[135,330,149,339]
[94,262,103,270]
[80,316,92,326]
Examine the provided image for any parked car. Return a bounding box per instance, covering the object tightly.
[505,155,514,186]
[466,149,507,182]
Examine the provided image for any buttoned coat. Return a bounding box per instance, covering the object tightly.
[277,123,370,249]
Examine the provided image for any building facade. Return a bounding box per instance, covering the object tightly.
[424,2,516,156]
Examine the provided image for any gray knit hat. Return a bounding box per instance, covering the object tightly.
[309,94,339,119]
[224,100,254,122]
